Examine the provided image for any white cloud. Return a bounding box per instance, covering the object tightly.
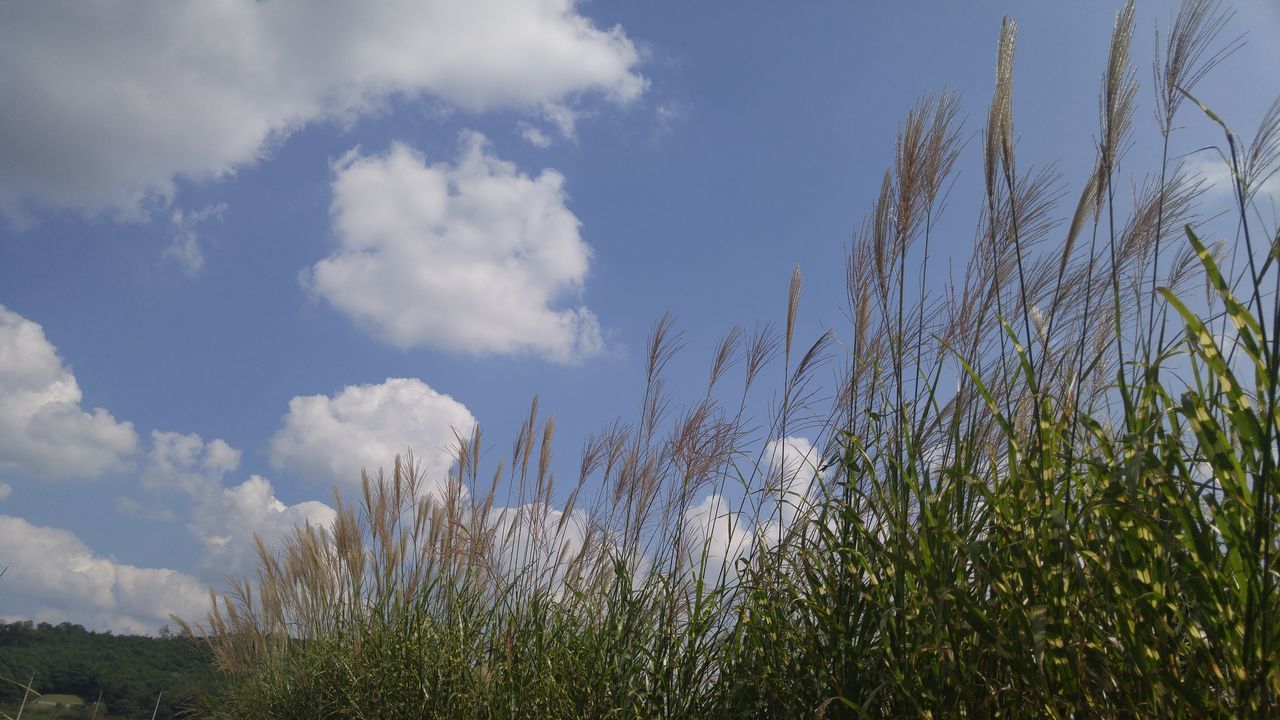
[134,432,332,577]
[762,436,820,527]
[189,475,336,578]
[682,493,752,581]
[519,122,555,149]
[164,203,227,276]
[0,483,10,501]
[1191,154,1280,208]
[269,378,477,494]
[541,103,581,140]
[0,515,209,634]
[313,138,606,360]
[0,0,646,220]
[307,136,603,362]
[142,430,241,496]
[0,305,138,479]
[114,495,178,523]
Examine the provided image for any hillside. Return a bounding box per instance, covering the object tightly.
[0,621,216,719]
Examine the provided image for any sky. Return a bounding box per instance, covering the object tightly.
[1,0,1278,634]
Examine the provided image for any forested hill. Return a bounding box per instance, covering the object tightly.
[0,620,217,719]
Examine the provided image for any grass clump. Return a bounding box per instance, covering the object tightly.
[183,1,1280,716]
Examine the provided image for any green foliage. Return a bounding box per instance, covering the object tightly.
[188,1,1280,717]
[0,621,216,719]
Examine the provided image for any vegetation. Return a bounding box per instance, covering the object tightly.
[0,620,216,718]
[185,1,1280,716]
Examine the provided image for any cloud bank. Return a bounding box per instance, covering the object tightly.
[0,515,208,635]
[0,0,646,220]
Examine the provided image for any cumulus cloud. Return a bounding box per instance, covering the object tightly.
[682,492,752,581]
[132,431,332,577]
[307,136,603,362]
[762,436,821,527]
[189,475,337,578]
[0,0,646,220]
[142,430,241,496]
[0,515,209,634]
[0,305,138,479]
[269,378,477,494]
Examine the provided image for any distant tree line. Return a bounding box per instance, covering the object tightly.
[0,620,217,718]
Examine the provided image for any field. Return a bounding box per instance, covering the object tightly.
[1,695,95,720]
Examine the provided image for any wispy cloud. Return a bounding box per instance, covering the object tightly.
[1189,153,1280,207]
[519,121,554,148]
[164,203,227,276]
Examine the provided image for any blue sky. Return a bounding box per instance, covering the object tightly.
[1,0,1277,633]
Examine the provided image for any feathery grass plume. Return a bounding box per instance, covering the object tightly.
[985,18,1016,210]
[1155,0,1236,136]
[1102,2,1138,172]
[741,321,778,398]
[1058,160,1103,297]
[871,169,894,304]
[1148,0,1236,353]
[784,265,802,369]
[1243,98,1280,204]
[707,324,743,395]
[980,18,1022,421]
[1097,0,1140,420]
[646,311,684,389]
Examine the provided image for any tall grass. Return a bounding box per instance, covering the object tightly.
[182,1,1280,716]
